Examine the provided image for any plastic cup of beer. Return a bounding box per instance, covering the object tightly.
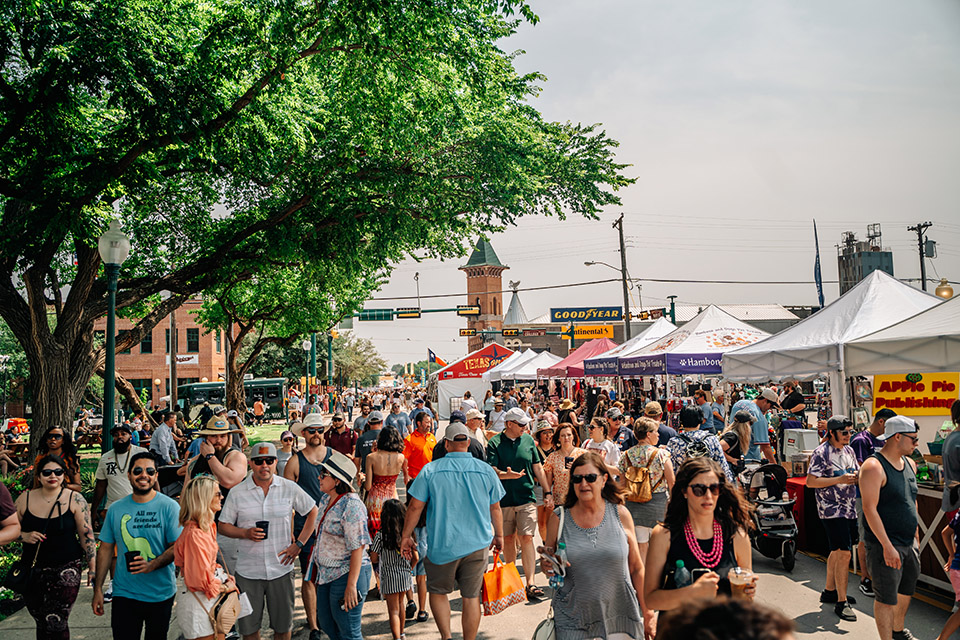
[727,567,754,600]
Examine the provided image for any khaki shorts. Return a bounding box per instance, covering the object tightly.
[502,503,538,537]
[425,548,487,598]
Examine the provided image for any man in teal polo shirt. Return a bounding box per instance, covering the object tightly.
[402,423,504,640]
[486,407,551,601]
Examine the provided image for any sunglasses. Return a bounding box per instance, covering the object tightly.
[46,433,63,440]
[689,483,722,497]
[132,467,157,476]
[572,473,601,484]
[835,430,851,436]
[40,468,65,477]
[901,434,919,443]
[214,491,222,498]
[304,428,323,435]
[252,457,277,466]
[318,470,330,479]
[282,437,294,443]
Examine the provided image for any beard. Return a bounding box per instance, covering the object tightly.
[113,440,131,453]
[132,484,153,496]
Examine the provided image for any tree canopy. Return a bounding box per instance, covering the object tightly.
[0,0,633,437]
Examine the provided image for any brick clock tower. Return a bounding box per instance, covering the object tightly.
[459,239,508,352]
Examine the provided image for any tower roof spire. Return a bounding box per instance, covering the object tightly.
[462,238,506,268]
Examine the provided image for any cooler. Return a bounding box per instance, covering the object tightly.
[782,428,821,460]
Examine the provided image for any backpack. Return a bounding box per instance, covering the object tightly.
[678,432,710,460]
[623,447,664,504]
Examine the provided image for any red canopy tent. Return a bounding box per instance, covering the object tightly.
[537,338,619,378]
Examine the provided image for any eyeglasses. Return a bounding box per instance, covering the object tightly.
[318,470,330,479]
[40,468,65,477]
[132,467,157,476]
[571,473,600,484]
[46,433,63,440]
[252,457,277,466]
[304,428,323,435]
[214,491,222,498]
[689,483,722,497]
[836,430,851,436]
[901,434,919,443]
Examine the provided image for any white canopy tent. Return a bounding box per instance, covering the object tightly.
[845,294,960,376]
[502,351,563,381]
[482,349,533,382]
[431,343,514,420]
[723,270,941,414]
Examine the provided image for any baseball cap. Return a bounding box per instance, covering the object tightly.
[449,410,466,424]
[643,401,663,417]
[826,415,854,431]
[367,411,384,423]
[465,408,484,421]
[226,410,239,418]
[415,398,425,405]
[606,407,623,420]
[758,388,780,407]
[875,408,897,421]
[331,412,345,421]
[503,407,531,425]
[444,422,470,441]
[251,442,278,459]
[878,416,919,441]
[111,423,133,434]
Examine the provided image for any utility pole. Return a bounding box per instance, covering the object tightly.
[907,222,933,291]
[613,213,631,340]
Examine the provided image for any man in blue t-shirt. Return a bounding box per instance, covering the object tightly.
[93,451,182,640]
[730,388,779,463]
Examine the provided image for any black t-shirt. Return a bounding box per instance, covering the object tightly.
[782,390,806,416]
[720,431,743,459]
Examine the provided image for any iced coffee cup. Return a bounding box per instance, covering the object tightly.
[727,567,754,600]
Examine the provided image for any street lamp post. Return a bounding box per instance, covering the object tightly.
[301,339,312,396]
[585,259,632,340]
[97,221,131,453]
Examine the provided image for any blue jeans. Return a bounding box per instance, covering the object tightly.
[316,564,371,640]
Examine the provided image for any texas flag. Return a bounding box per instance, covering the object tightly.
[428,349,447,367]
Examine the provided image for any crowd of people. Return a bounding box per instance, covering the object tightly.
[4,386,960,640]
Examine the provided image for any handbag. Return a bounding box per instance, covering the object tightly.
[531,508,566,640]
[191,548,243,639]
[481,552,527,616]
[3,487,65,594]
[623,448,664,504]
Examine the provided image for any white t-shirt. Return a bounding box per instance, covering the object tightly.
[487,410,507,433]
[94,445,148,508]
[584,438,620,468]
[460,397,479,413]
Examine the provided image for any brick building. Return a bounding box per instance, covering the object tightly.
[459,239,508,352]
[93,298,226,408]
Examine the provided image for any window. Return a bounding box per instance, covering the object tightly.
[186,328,200,353]
[215,331,221,353]
[165,328,178,354]
[118,330,131,355]
[140,331,153,354]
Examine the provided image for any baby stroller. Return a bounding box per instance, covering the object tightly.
[740,463,798,571]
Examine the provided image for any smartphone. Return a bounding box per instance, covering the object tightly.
[691,568,713,582]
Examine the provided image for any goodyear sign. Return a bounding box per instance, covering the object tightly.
[550,306,622,323]
[874,373,959,415]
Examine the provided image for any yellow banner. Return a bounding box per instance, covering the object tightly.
[873,372,959,416]
[574,325,614,339]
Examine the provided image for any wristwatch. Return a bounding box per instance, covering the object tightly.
[544,491,552,495]
[204,453,215,461]
[295,540,305,549]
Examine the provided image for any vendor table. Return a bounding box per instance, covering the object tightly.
[917,486,952,592]
[785,476,829,557]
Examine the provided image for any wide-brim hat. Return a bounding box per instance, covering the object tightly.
[291,413,326,436]
[559,399,575,411]
[195,416,241,436]
[321,450,357,486]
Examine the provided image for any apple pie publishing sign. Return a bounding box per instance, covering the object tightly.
[550,306,622,323]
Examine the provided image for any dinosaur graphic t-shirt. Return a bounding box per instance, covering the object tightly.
[100,493,182,602]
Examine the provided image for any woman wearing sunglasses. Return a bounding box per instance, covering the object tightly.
[541,451,652,640]
[34,427,82,492]
[644,457,756,612]
[277,430,297,476]
[14,454,95,640]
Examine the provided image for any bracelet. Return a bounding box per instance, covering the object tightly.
[295,540,304,549]
[544,491,553,495]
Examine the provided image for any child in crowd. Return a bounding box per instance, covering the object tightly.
[938,508,960,640]
[406,491,429,623]
[371,500,416,640]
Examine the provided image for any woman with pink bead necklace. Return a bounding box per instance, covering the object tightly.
[643,457,757,612]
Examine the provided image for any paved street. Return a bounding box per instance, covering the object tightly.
[0,544,952,639]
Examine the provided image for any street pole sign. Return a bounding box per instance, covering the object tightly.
[456,305,481,316]
[396,307,422,319]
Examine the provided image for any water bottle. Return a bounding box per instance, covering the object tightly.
[673,560,692,588]
[549,543,568,589]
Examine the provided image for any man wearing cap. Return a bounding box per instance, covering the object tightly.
[184,416,248,572]
[464,408,487,447]
[806,416,860,621]
[218,443,319,640]
[327,412,359,458]
[433,411,486,461]
[385,402,412,438]
[402,422,504,640]
[92,422,147,526]
[283,413,331,640]
[485,397,507,438]
[354,411,384,476]
[404,412,437,480]
[409,398,434,426]
[605,407,639,452]
[850,408,897,598]
[226,409,250,451]
[643,401,678,447]
[860,416,921,640]
[149,410,181,465]
[729,388,779,464]
[486,407,550,600]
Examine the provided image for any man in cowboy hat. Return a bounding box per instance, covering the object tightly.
[485,397,507,439]
[283,413,331,640]
[184,416,247,572]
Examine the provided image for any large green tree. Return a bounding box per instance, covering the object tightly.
[0,0,632,453]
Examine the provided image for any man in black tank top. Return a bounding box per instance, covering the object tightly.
[860,416,920,640]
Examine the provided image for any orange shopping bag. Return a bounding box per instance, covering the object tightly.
[481,552,527,616]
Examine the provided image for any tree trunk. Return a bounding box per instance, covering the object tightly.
[225,329,248,414]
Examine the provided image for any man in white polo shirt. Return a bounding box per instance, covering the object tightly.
[218,443,319,640]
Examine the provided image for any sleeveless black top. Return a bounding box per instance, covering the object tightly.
[662,524,738,596]
[21,491,84,567]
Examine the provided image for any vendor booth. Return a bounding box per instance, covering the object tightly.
[538,338,619,378]
[582,317,677,376]
[431,343,514,420]
[722,270,940,415]
[502,350,563,381]
[482,349,536,383]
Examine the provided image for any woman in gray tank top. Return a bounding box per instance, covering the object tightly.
[541,451,650,640]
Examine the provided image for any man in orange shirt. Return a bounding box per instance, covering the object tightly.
[404,412,437,480]
[253,397,266,425]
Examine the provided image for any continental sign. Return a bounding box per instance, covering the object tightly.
[550,306,622,323]
[874,373,959,415]
[574,325,614,339]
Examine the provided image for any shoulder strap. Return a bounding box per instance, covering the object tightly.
[557,507,565,542]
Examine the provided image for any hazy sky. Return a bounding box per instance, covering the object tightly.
[354,0,960,366]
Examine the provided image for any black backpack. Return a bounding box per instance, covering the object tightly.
[678,432,711,460]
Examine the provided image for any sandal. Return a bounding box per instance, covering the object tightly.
[416,610,429,622]
[525,585,545,600]
[405,599,417,619]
